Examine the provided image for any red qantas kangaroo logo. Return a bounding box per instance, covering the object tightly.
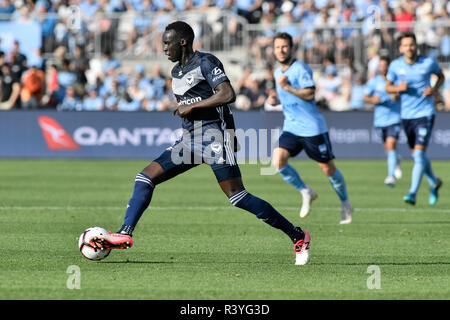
[38,116,80,150]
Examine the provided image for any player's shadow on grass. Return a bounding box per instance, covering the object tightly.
[366,221,450,225]
[102,260,175,264]
[314,262,450,266]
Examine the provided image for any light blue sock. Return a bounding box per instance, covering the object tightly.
[409,150,427,196]
[421,151,437,187]
[387,150,398,178]
[278,163,306,191]
[328,169,348,202]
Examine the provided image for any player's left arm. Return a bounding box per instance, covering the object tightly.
[173,81,236,117]
[423,71,445,97]
[276,74,315,101]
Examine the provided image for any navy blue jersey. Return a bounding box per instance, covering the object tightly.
[171,51,235,132]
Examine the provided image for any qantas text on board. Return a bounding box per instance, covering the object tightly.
[72,127,182,146]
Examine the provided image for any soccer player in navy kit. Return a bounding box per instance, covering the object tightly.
[386,32,445,205]
[364,56,403,187]
[267,32,353,224]
[96,21,311,265]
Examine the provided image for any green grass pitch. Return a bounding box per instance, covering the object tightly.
[0,159,449,300]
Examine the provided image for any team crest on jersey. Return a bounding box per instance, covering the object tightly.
[211,141,223,154]
[186,74,195,85]
[318,144,327,154]
[418,128,428,137]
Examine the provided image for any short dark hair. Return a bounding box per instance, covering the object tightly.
[397,31,416,45]
[165,21,195,45]
[273,32,293,48]
[379,55,390,64]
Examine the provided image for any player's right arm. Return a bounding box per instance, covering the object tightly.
[173,81,235,118]
[385,61,408,94]
[363,79,381,104]
[386,79,407,94]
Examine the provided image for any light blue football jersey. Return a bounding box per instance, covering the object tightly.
[365,75,401,127]
[386,56,441,119]
[274,60,328,137]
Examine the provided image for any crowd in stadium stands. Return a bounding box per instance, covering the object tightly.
[0,0,449,112]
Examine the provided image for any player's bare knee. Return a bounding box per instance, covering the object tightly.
[319,162,336,177]
[272,150,288,171]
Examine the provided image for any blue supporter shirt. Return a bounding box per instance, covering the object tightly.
[274,60,328,137]
[118,98,141,111]
[386,56,441,119]
[82,96,104,111]
[365,75,401,127]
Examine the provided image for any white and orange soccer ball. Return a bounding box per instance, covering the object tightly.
[78,227,111,261]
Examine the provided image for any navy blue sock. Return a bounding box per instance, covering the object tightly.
[119,172,155,235]
[229,190,303,243]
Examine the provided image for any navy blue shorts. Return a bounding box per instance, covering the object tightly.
[376,123,402,142]
[153,122,241,183]
[278,131,335,163]
[402,115,435,149]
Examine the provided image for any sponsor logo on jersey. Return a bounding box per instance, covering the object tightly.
[178,96,202,106]
[212,67,223,75]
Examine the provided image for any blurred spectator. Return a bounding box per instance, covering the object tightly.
[0,63,20,110]
[20,66,45,109]
[0,0,15,19]
[443,78,450,112]
[102,50,121,75]
[58,86,83,111]
[117,91,141,111]
[79,0,101,18]
[235,72,266,110]
[9,40,27,77]
[149,65,166,100]
[103,78,124,111]
[56,59,77,103]
[348,73,367,111]
[0,0,448,112]
[367,46,380,79]
[82,85,104,111]
[316,65,346,111]
[394,3,415,32]
[72,46,89,90]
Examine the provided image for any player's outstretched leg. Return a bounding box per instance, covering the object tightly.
[229,189,311,265]
[221,176,310,265]
[94,171,155,249]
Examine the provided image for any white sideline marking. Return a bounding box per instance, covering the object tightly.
[0,205,450,213]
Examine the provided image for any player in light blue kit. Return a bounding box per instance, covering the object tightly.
[267,32,353,224]
[386,32,445,205]
[364,56,403,187]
